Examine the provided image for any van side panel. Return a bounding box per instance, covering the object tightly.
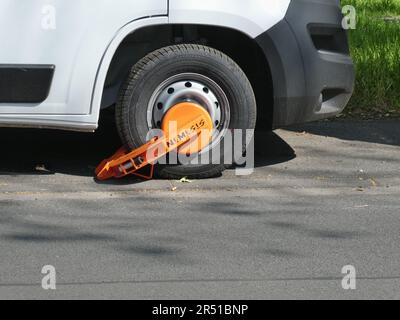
[0,0,167,118]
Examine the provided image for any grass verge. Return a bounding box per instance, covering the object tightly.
[341,0,400,118]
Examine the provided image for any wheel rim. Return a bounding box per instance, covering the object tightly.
[147,73,231,153]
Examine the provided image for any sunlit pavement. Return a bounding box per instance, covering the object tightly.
[0,120,399,299]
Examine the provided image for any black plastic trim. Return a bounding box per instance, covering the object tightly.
[0,64,55,103]
[255,0,355,128]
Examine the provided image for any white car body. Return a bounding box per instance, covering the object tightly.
[0,0,353,131]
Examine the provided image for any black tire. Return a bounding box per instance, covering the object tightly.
[116,44,256,179]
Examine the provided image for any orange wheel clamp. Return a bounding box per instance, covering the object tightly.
[95,102,214,181]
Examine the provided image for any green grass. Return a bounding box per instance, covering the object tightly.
[341,0,400,118]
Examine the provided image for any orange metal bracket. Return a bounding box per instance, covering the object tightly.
[95,102,214,181]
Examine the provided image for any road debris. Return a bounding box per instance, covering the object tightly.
[354,205,369,208]
[168,180,177,192]
[369,178,378,187]
[35,164,51,173]
[179,177,192,183]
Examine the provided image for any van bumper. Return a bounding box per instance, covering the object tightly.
[255,0,355,128]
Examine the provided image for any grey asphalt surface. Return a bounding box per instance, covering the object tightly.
[0,119,399,300]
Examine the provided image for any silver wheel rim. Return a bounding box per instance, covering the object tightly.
[147,73,230,154]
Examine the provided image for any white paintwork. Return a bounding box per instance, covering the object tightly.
[169,0,291,38]
[0,17,169,132]
[0,0,290,131]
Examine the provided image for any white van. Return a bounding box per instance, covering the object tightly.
[0,0,354,178]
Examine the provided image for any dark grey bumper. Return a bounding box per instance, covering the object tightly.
[256,0,355,128]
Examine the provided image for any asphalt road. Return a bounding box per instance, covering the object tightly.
[0,119,399,300]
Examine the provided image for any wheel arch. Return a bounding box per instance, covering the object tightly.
[98,23,275,129]
[90,17,169,127]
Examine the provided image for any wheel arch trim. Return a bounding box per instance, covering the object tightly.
[90,16,169,125]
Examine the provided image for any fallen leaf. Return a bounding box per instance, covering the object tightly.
[369,178,378,187]
[168,180,177,191]
[179,177,192,183]
[35,164,50,173]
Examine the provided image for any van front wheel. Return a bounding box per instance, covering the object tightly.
[116,44,256,179]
